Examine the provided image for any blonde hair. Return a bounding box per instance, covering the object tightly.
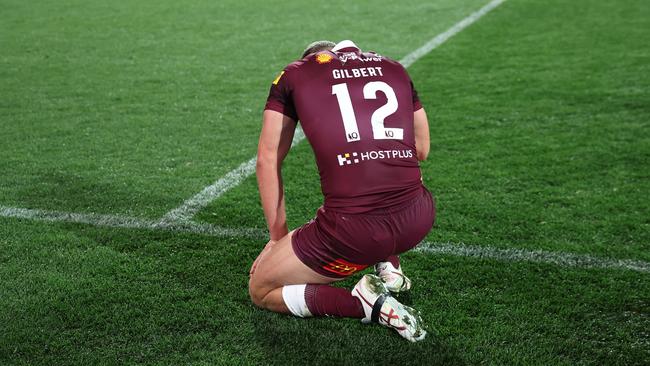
[302,40,336,58]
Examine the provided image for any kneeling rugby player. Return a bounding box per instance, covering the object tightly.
[248,40,434,342]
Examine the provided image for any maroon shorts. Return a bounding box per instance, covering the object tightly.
[292,187,435,278]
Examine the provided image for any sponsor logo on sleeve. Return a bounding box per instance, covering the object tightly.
[272,71,285,85]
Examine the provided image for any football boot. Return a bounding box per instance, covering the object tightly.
[375,261,412,293]
[352,274,426,342]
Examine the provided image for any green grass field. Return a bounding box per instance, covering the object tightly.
[1,0,649,364]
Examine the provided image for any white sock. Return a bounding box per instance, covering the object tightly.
[282,284,312,318]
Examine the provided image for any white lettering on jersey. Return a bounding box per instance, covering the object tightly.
[337,149,414,166]
[331,67,383,80]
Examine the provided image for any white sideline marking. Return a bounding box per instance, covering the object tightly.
[400,0,506,68]
[416,242,650,274]
[162,0,507,222]
[160,128,306,223]
[2,1,645,275]
[0,206,265,239]
[3,204,648,274]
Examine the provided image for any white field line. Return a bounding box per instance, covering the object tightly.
[1,1,645,275]
[0,205,265,239]
[161,0,507,223]
[3,204,648,274]
[399,0,507,68]
[416,242,650,274]
[159,128,306,223]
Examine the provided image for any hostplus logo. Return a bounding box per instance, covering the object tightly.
[337,152,360,165]
[337,149,414,166]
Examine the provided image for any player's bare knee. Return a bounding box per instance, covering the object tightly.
[248,277,268,308]
[249,289,264,308]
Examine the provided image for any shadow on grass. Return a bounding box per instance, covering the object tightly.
[250,309,466,365]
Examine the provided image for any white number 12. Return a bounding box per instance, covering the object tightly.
[332,81,403,143]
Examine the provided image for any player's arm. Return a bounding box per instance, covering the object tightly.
[256,110,297,241]
[414,108,430,161]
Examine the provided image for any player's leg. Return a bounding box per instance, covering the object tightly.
[248,230,364,318]
[377,188,435,292]
[248,232,425,341]
[249,205,430,341]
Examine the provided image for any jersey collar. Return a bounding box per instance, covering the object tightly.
[332,40,359,52]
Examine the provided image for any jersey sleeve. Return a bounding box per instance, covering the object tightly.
[410,80,423,112]
[264,68,298,121]
[399,66,423,112]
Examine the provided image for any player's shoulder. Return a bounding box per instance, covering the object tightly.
[285,49,335,68]
[280,59,306,76]
[280,51,336,80]
[301,50,338,67]
[279,53,325,77]
[370,52,405,70]
[374,53,412,81]
[272,59,307,87]
[357,50,406,72]
[285,59,305,70]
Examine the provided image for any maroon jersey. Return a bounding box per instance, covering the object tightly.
[265,40,424,214]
